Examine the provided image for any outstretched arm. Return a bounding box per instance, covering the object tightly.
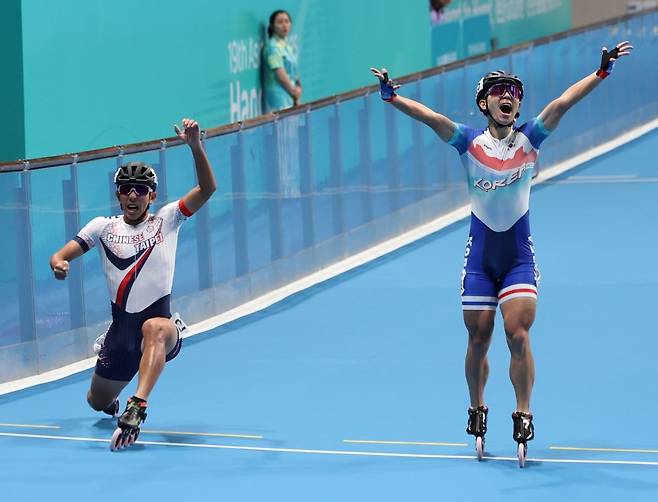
[50,240,85,280]
[174,118,217,215]
[370,68,456,142]
[539,41,633,131]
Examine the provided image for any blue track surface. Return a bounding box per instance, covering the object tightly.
[2,130,658,501]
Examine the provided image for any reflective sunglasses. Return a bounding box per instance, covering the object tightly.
[487,83,523,100]
[117,184,152,196]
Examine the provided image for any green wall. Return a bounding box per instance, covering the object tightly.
[0,0,25,161]
[17,0,428,160]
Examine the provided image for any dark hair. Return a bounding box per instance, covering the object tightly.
[268,10,292,38]
[430,0,450,12]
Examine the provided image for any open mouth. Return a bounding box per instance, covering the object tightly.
[500,103,512,114]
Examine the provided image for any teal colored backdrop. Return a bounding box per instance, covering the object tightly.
[11,0,428,160]
[3,0,576,161]
[431,0,573,65]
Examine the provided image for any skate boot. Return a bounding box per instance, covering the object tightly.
[512,411,534,468]
[102,399,120,418]
[466,405,488,460]
[110,396,148,451]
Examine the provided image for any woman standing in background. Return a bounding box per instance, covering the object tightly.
[263,10,301,112]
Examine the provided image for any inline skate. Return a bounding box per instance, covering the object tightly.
[512,411,534,467]
[466,405,488,460]
[110,397,147,451]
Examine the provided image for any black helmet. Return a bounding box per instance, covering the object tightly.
[114,161,158,190]
[475,70,524,112]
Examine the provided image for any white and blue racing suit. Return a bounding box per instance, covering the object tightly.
[448,118,552,311]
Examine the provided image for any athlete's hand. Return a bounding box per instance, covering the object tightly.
[598,40,633,77]
[51,260,69,280]
[174,118,202,148]
[370,67,400,102]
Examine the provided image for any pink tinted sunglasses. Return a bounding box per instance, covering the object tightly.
[488,83,523,100]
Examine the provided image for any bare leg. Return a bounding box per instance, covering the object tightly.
[463,309,496,407]
[87,373,129,411]
[134,317,178,401]
[500,297,536,413]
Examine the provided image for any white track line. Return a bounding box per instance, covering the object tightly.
[568,174,638,179]
[0,423,60,429]
[532,117,658,184]
[1,431,658,467]
[2,117,658,396]
[551,446,658,454]
[343,439,467,447]
[544,177,658,184]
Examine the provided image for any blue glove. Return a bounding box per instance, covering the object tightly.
[379,72,397,101]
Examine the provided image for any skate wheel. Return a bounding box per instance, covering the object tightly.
[110,427,123,452]
[475,436,484,461]
[126,431,138,447]
[517,442,527,468]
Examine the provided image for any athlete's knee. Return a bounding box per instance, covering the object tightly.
[505,327,530,355]
[142,318,170,346]
[466,322,494,355]
[468,328,492,349]
[87,390,109,412]
[465,315,494,347]
[503,314,532,339]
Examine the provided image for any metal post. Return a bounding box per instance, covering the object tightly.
[230,129,249,277]
[299,110,316,248]
[109,147,124,215]
[266,122,283,261]
[385,105,400,211]
[63,155,86,329]
[328,104,345,236]
[411,80,427,201]
[152,140,168,212]
[195,132,213,289]
[358,97,374,223]
[15,166,36,342]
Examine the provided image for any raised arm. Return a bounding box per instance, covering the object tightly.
[370,68,456,142]
[539,41,633,131]
[174,118,218,215]
[50,240,85,280]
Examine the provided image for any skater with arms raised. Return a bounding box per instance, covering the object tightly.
[50,118,217,450]
[371,40,632,466]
